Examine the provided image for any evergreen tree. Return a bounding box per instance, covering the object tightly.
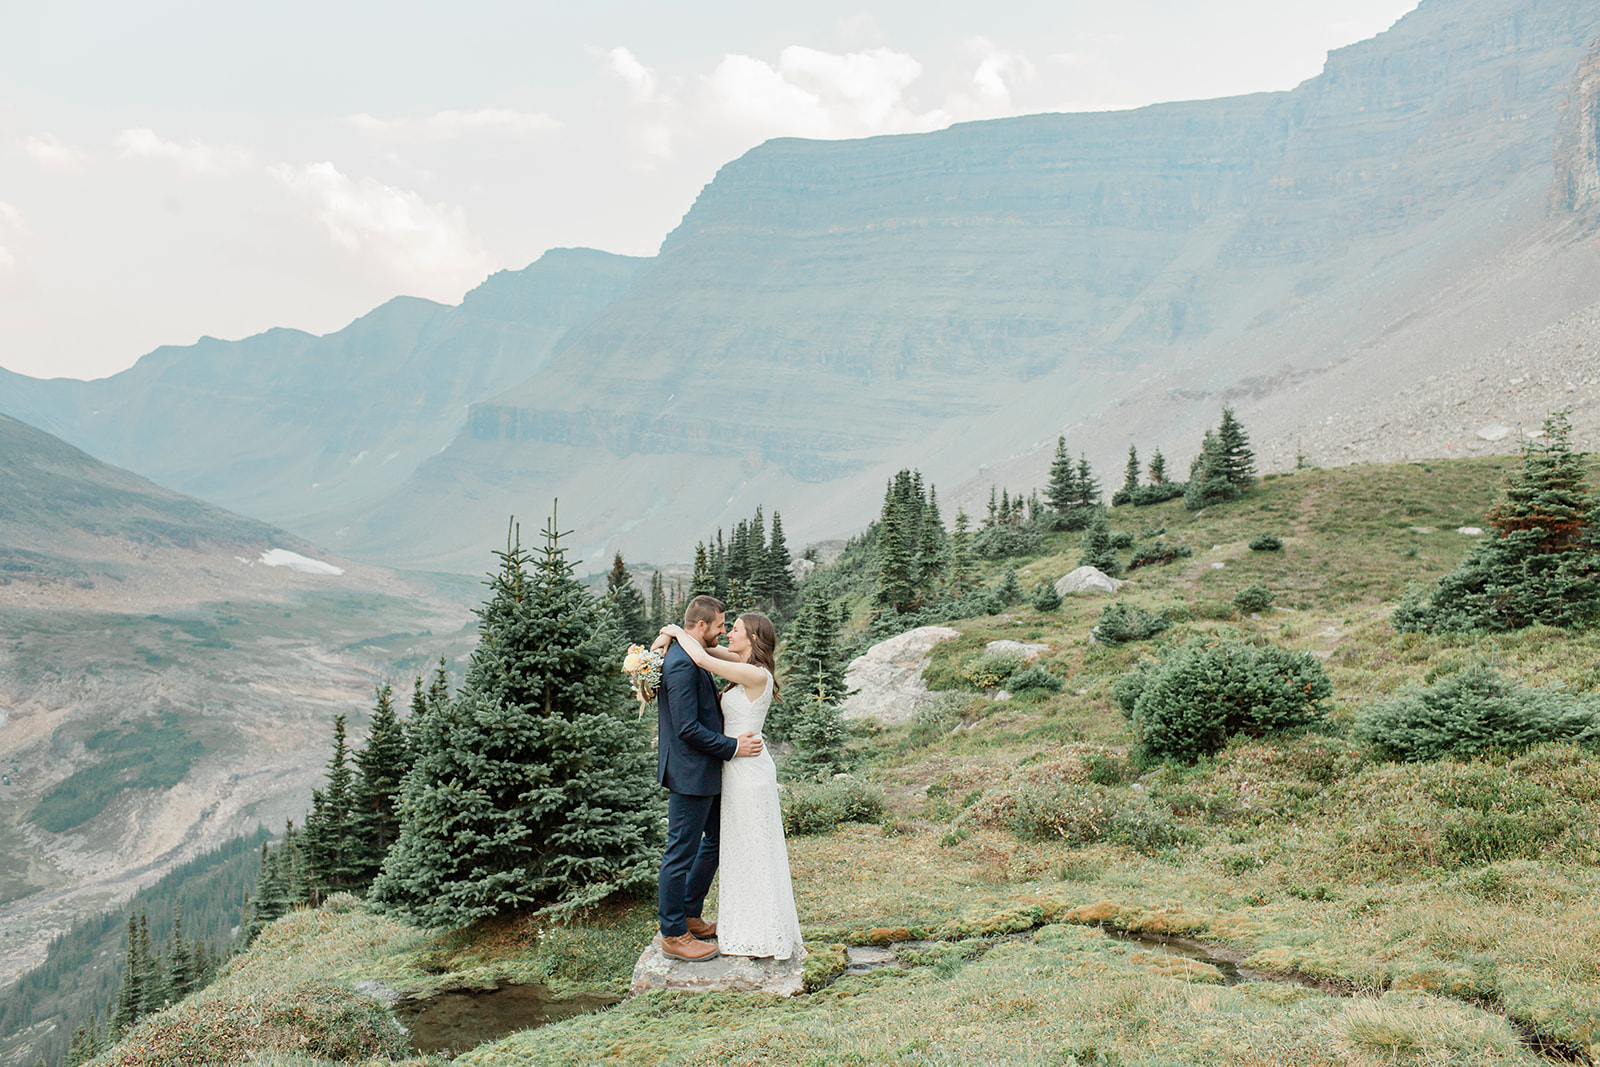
[999,488,1013,526]
[134,912,163,1016]
[110,915,141,1033]
[1047,436,1078,514]
[371,512,663,927]
[780,591,850,726]
[873,485,919,616]
[1185,429,1239,511]
[1215,407,1257,490]
[350,683,411,889]
[604,552,652,644]
[712,529,729,600]
[985,485,1000,528]
[949,509,977,592]
[1078,512,1122,576]
[165,905,194,1004]
[302,714,357,899]
[1122,445,1141,494]
[761,511,798,614]
[1148,448,1168,485]
[996,566,1023,605]
[690,542,715,599]
[1394,412,1600,632]
[1075,455,1100,508]
[785,680,849,781]
[918,488,949,595]
[649,570,667,630]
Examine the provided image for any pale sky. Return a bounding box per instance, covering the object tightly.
[0,1,1419,381]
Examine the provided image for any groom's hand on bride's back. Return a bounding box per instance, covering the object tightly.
[734,732,763,758]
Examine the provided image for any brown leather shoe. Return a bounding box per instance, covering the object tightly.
[659,933,720,962]
[686,916,717,939]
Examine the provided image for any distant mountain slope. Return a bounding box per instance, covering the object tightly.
[5,0,1600,573]
[0,414,472,991]
[0,248,645,530]
[341,0,1600,570]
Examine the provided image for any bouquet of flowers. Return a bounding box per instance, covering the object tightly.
[622,644,664,714]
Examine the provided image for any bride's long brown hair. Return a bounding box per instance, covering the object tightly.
[726,612,780,702]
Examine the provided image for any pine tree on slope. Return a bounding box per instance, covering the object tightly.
[370,514,662,928]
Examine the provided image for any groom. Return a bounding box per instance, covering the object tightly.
[656,594,763,962]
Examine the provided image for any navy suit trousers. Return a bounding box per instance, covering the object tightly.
[658,791,721,937]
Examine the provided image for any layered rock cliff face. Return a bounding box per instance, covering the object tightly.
[6,0,1600,571]
[1554,35,1600,213]
[0,249,645,529]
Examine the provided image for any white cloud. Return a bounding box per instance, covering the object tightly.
[965,37,1034,108]
[705,46,952,140]
[21,134,87,171]
[708,53,833,137]
[605,46,660,105]
[113,128,254,175]
[345,108,561,139]
[269,162,495,298]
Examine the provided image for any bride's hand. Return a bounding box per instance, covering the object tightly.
[659,624,687,642]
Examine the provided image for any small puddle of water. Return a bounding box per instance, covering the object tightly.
[392,982,620,1057]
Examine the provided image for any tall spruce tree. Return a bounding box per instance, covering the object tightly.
[918,488,949,595]
[1185,429,1238,511]
[1122,445,1141,494]
[761,511,798,614]
[949,508,977,592]
[302,713,357,899]
[349,683,411,889]
[1078,512,1122,576]
[649,570,667,629]
[1215,407,1257,490]
[785,678,849,781]
[1075,455,1100,508]
[1148,448,1168,485]
[1394,411,1600,632]
[690,542,715,598]
[370,513,662,927]
[1047,436,1078,513]
[604,552,652,644]
[873,483,919,616]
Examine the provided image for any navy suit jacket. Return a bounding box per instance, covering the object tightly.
[656,641,738,796]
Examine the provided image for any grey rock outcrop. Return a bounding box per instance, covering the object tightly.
[630,941,807,996]
[840,626,961,723]
[1055,567,1124,596]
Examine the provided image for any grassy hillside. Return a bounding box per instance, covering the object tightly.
[83,456,1600,1067]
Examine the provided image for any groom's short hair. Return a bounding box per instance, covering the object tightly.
[683,595,726,628]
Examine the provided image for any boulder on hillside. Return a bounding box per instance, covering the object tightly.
[841,626,961,723]
[631,940,807,996]
[1055,567,1124,596]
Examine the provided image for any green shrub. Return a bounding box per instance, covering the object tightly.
[1233,584,1276,614]
[1006,666,1064,695]
[960,651,1026,690]
[1029,580,1063,612]
[1003,781,1186,853]
[782,776,885,835]
[1249,533,1283,551]
[1114,640,1334,761]
[1095,602,1170,643]
[1128,540,1193,570]
[1353,666,1600,761]
[972,525,1043,560]
[1108,530,1135,549]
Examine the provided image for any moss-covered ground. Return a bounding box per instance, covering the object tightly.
[93,458,1600,1066]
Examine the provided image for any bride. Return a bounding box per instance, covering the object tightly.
[657,613,805,961]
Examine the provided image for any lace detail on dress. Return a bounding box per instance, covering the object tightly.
[717,668,805,960]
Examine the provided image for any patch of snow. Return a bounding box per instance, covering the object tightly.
[350,450,369,466]
[259,548,345,575]
[383,451,400,463]
[1456,527,1484,536]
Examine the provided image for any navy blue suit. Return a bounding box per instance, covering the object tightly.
[656,641,738,936]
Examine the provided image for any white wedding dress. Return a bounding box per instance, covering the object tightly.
[717,668,805,960]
